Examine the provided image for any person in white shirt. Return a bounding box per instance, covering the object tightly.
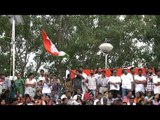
[25,73,36,98]
[95,68,102,90]
[108,69,121,98]
[79,66,88,94]
[38,69,45,82]
[121,68,134,98]
[86,69,97,98]
[42,74,51,95]
[134,69,146,94]
[153,69,160,95]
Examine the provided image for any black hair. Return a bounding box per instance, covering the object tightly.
[28,73,34,77]
[40,69,44,72]
[138,69,142,72]
[156,69,160,73]
[130,67,134,71]
[122,68,127,74]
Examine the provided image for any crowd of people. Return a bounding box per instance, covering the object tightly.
[0,66,160,105]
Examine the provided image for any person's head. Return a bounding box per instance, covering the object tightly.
[103,97,108,105]
[25,94,32,103]
[16,73,21,79]
[136,92,141,98]
[76,69,82,77]
[66,74,71,80]
[108,91,113,99]
[112,69,117,76]
[141,93,145,100]
[66,91,72,99]
[36,89,42,96]
[96,101,101,105]
[40,69,45,76]
[103,91,108,97]
[98,93,102,100]
[127,91,132,98]
[101,69,106,76]
[130,67,135,74]
[89,93,94,100]
[90,69,94,76]
[0,99,6,105]
[123,68,128,75]
[88,100,94,105]
[114,99,122,105]
[122,102,127,105]
[79,66,84,72]
[0,74,5,82]
[45,94,51,101]
[28,73,34,79]
[147,91,152,97]
[129,96,135,104]
[97,68,102,74]
[145,67,149,74]
[51,90,56,96]
[85,88,89,93]
[17,96,22,103]
[62,98,68,105]
[156,69,160,77]
[77,88,82,95]
[148,67,153,75]
[138,69,142,76]
[154,94,159,99]
[38,80,43,86]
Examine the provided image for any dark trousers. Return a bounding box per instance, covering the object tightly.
[110,90,119,98]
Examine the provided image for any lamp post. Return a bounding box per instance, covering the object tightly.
[9,15,23,80]
[99,42,113,69]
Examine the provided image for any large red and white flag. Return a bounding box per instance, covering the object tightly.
[41,29,66,56]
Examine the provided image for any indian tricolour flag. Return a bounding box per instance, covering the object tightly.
[41,29,66,56]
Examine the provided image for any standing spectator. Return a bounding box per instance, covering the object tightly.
[64,74,73,93]
[99,69,109,95]
[134,69,146,94]
[153,69,160,95]
[95,68,102,91]
[14,73,24,96]
[146,67,155,95]
[121,68,134,98]
[108,69,121,98]
[129,67,135,96]
[38,69,45,82]
[1,74,11,103]
[86,69,97,98]
[72,70,83,95]
[24,73,36,99]
[0,74,4,95]
[42,74,51,96]
[79,66,88,94]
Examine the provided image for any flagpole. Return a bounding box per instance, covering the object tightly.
[12,16,16,80]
